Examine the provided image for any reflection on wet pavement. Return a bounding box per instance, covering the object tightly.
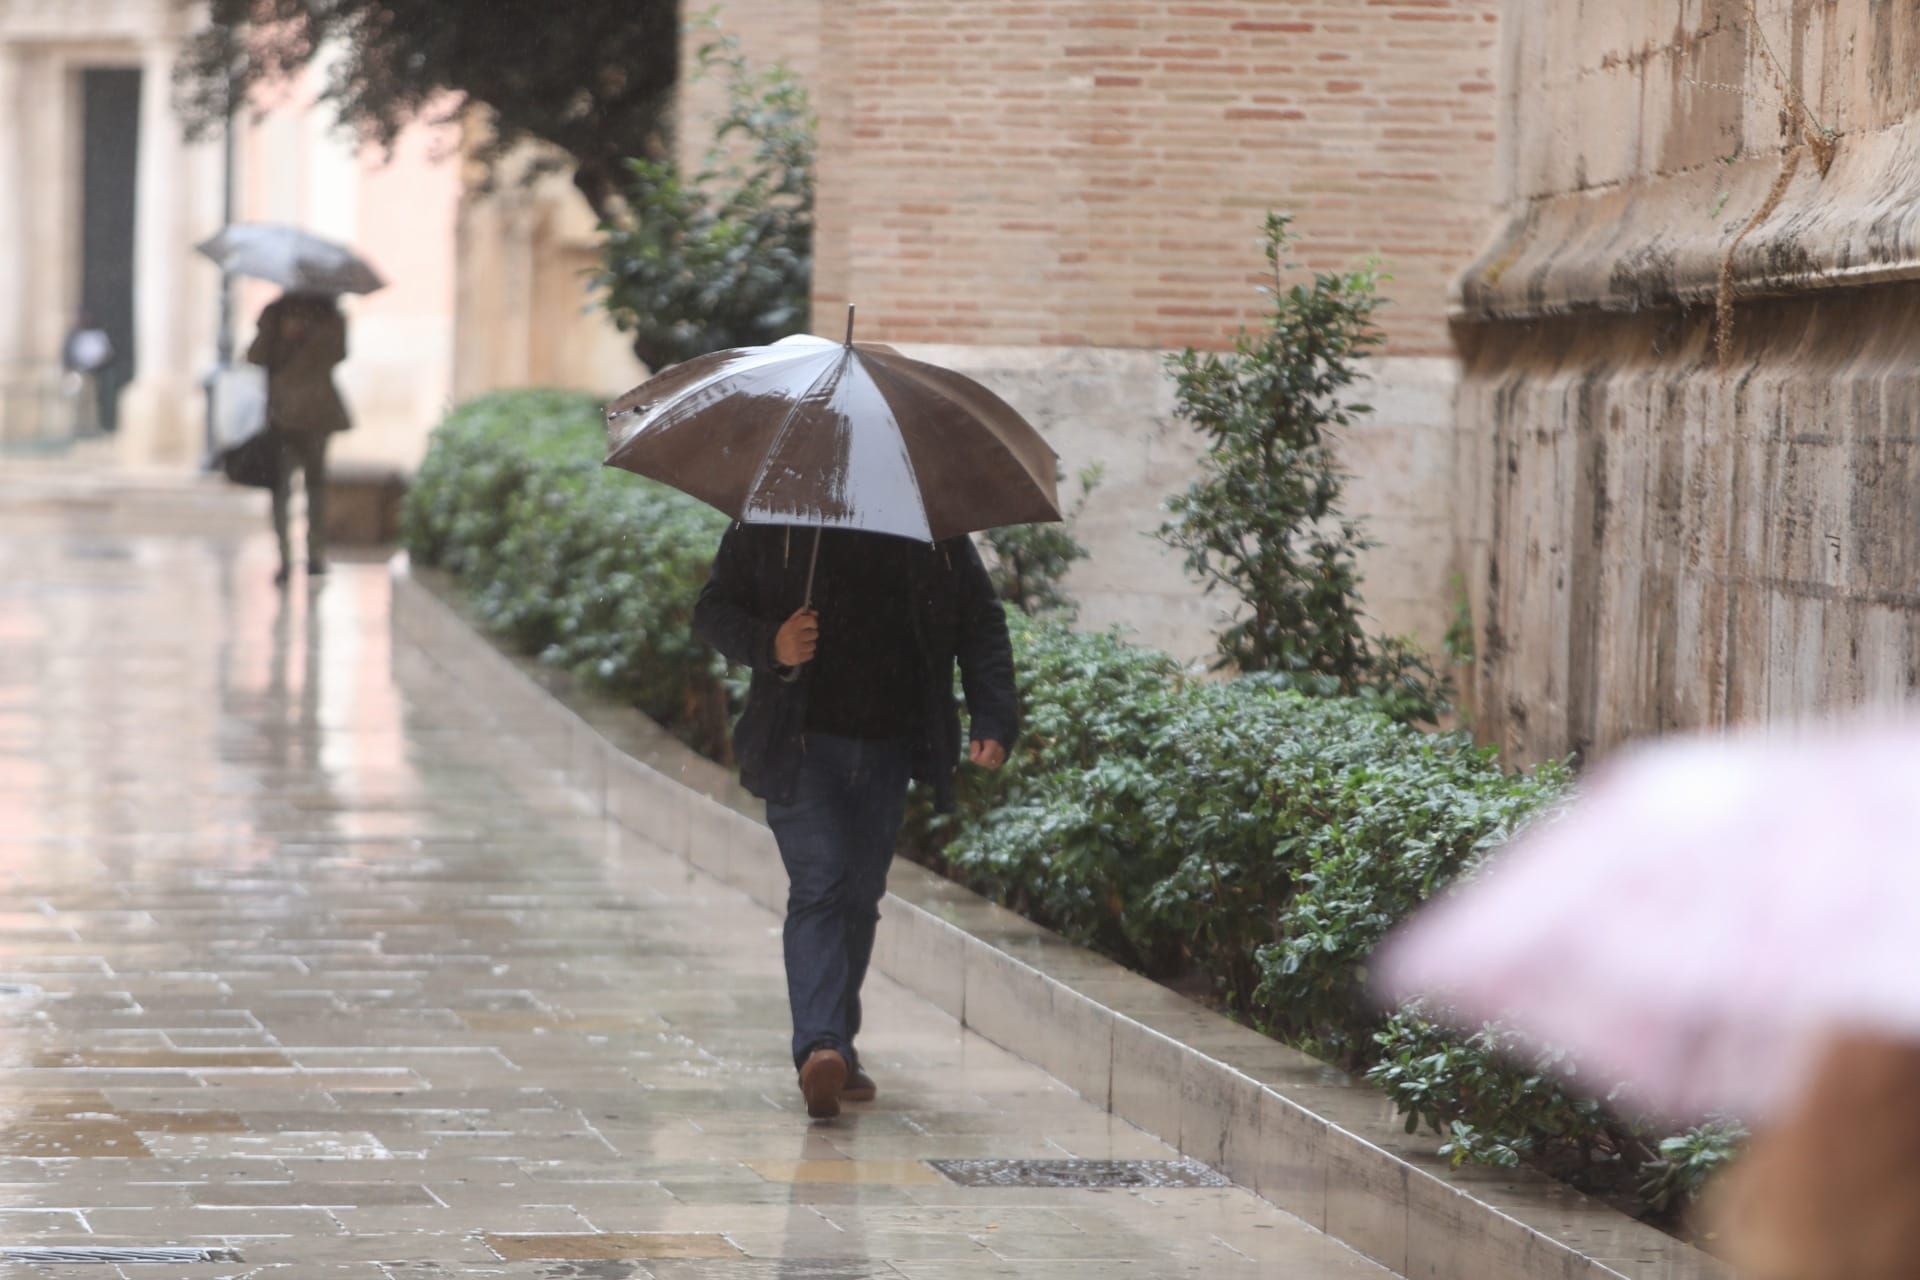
[0,485,1390,1277]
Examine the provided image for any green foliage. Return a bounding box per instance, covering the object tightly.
[924,614,1186,965]
[1367,1011,1618,1173]
[1637,1120,1747,1217]
[1160,213,1448,723]
[175,0,678,221]
[1444,574,1477,666]
[400,389,731,757]
[984,464,1104,619]
[943,617,1566,1037]
[596,29,814,371]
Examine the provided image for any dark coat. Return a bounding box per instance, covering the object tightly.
[247,296,350,437]
[692,523,1018,813]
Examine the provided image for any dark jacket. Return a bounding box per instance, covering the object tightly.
[247,296,350,437]
[692,523,1018,812]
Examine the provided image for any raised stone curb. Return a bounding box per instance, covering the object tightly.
[390,553,1728,1280]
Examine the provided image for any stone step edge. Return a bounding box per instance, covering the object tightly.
[389,553,1726,1280]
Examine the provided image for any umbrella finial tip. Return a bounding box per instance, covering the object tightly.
[844,303,856,347]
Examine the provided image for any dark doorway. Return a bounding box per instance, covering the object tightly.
[80,68,140,434]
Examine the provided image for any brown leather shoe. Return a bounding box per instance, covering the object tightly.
[843,1065,877,1103]
[799,1047,847,1119]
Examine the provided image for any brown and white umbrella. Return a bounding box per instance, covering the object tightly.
[603,310,1060,601]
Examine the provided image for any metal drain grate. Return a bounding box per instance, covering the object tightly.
[929,1158,1231,1189]
[0,1246,243,1265]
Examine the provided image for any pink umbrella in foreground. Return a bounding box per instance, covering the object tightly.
[1375,717,1920,1122]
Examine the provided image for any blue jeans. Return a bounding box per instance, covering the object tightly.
[763,733,913,1070]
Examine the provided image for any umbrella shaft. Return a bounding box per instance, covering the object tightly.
[803,527,823,610]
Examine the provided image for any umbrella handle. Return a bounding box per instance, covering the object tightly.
[803,526,823,609]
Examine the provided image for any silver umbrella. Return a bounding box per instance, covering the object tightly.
[196,223,385,296]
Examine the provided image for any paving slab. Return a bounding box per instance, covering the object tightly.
[0,489,1390,1276]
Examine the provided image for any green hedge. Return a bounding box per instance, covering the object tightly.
[401,389,733,759]
[402,389,1735,1221]
[933,613,1567,1055]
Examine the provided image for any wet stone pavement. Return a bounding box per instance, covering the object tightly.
[0,481,1390,1278]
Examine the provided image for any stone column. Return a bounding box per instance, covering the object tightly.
[118,38,195,465]
[0,43,26,374]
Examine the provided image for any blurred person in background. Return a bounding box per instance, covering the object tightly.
[247,292,349,585]
[60,311,115,436]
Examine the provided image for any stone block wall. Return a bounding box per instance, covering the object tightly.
[901,345,1466,663]
[1456,0,1920,762]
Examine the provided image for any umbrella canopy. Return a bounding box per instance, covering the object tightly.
[1375,718,1920,1121]
[196,223,385,296]
[604,331,1060,544]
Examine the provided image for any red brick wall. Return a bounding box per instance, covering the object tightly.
[807,0,1501,355]
[676,2,825,176]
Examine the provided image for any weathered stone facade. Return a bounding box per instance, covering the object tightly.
[1456,0,1920,762]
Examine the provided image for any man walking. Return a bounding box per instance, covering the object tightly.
[693,524,1016,1119]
